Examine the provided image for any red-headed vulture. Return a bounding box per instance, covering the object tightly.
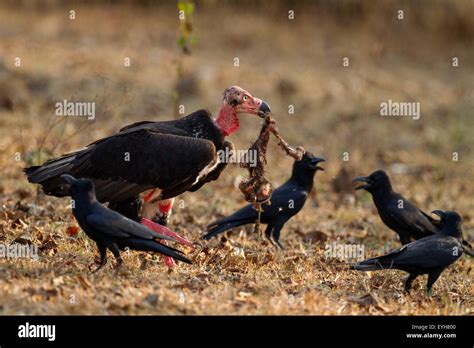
[25,86,270,266]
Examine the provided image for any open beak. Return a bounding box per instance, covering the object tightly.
[310,157,326,170]
[60,174,78,185]
[431,210,445,219]
[353,176,371,190]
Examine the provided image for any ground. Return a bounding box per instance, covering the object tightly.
[0,2,473,315]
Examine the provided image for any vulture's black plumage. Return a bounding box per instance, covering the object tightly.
[25,87,270,223]
[27,111,228,204]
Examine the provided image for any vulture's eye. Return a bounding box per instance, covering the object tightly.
[242,95,248,101]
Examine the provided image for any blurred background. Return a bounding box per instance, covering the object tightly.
[0,0,474,245]
[0,0,472,315]
[1,0,474,229]
[1,0,473,208]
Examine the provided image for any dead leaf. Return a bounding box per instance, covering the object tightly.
[66,225,79,237]
[349,292,389,312]
[303,230,329,244]
[14,233,33,245]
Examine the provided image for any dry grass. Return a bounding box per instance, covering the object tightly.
[0,3,473,315]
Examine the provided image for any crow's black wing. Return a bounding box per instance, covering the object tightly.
[384,195,439,237]
[363,236,462,269]
[204,182,308,240]
[86,208,175,242]
[208,183,308,228]
[263,184,309,219]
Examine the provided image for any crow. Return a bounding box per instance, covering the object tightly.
[61,174,191,272]
[353,169,473,255]
[203,153,325,248]
[350,210,464,297]
[25,86,270,267]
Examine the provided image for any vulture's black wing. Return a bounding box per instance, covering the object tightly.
[26,128,218,202]
[188,140,234,193]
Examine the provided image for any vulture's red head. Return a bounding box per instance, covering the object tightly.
[215,86,271,136]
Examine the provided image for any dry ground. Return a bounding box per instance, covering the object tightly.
[0,2,473,315]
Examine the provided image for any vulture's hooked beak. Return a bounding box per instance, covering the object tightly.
[237,96,271,117]
[257,100,271,117]
[310,157,326,171]
[353,176,371,190]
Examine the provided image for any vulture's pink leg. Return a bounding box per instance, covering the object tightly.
[141,195,193,267]
[141,218,194,248]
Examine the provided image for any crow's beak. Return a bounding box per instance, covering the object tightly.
[310,157,326,170]
[257,100,271,117]
[353,176,371,190]
[60,174,77,185]
[431,210,445,219]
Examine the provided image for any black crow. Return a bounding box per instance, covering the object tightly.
[25,87,269,224]
[61,174,191,272]
[353,170,473,254]
[25,86,270,266]
[203,153,325,248]
[351,210,464,297]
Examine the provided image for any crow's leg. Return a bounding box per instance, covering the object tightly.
[107,243,123,275]
[264,224,276,247]
[91,243,108,273]
[426,269,443,298]
[404,273,418,293]
[264,224,274,239]
[274,239,284,250]
[271,223,285,250]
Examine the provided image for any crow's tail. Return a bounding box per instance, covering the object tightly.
[350,257,391,271]
[203,218,254,240]
[127,238,192,264]
[462,240,474,257]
